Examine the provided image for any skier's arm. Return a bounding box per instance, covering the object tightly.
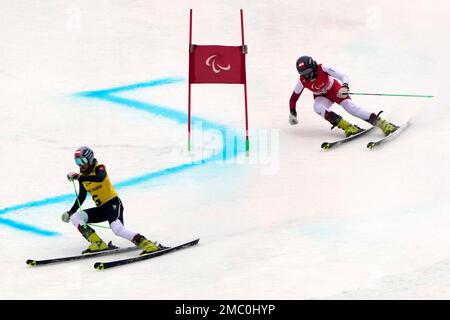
[78,165,107,183]
[289,81,304,115]
[322,65,350,84]
[68,182,87,214]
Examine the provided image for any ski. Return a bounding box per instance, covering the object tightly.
[26,242,139,267]
[367,121,411,149]
[321,126,375,150]
[94,238,200,270]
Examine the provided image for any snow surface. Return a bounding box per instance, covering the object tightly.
[1,0,449,299]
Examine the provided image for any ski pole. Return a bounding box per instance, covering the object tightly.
[71,180,110,229]
[349,92,434,98]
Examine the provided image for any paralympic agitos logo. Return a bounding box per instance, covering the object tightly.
[205,55,231,74]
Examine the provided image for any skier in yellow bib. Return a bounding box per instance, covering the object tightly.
[62,146,160,255]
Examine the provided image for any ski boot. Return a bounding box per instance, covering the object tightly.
[325,111,363,137]
[133,234,160,255]
[368,113,399,136]
[80,225,109,254]
[336,118,363,137]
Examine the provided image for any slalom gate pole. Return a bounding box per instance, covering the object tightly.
[188,9,193,152]
[240,9,250,154]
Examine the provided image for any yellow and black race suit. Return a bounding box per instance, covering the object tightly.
[69,163,118,213]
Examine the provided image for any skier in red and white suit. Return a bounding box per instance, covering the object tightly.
[289,56,398,137]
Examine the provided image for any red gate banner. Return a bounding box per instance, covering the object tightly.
[189,45,246,84]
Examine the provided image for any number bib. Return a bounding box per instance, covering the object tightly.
[81,164,118,206]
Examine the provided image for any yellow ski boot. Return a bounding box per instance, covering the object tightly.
[133,234,159,255]
[375,118,399,136]
[79,224,109,254]
[368,112,399,136]
[82,232,109,254]
[337,118,363,137]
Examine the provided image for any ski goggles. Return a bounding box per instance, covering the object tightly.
[299,68,315,80]
[75,157,89,166]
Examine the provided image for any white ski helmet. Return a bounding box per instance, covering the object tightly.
[74,146,95,166]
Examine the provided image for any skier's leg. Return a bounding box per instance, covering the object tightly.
[70,210,88,228]
[105,197,135,241]
[106,197,159,254]
[329,81,371,121]
[313,96,333,118]
[367,112,400,136]
[314,96,362,137]
[70,208,109,253]
[110,219,159,254]
[340,96,398,136]
[340,99,372,120]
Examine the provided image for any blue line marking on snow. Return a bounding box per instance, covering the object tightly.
[76,77,225,132]
[0,194,74,216]
[0,77,245,235]
[77,77,184,96]
[0,217,59,236]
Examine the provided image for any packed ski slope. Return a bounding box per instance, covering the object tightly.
[1,0,449,299]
